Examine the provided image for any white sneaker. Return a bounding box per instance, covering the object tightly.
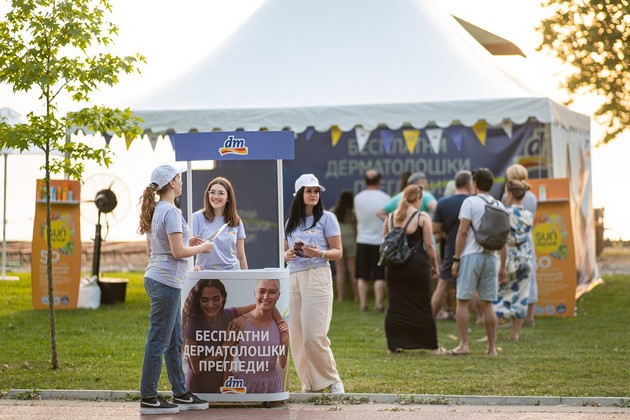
[329,380,345,394]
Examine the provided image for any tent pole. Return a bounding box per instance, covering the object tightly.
[186,160,193,271]
[1,153,18,280]
[276,159,284,268]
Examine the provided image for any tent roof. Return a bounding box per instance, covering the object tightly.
[126,0,589,134]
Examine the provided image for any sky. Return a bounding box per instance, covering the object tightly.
[1,0,628,242]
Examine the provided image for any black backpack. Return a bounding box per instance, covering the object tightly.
[378,211,419,266]
[471,195,510,251]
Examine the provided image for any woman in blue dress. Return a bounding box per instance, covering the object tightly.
[494,179,534,342]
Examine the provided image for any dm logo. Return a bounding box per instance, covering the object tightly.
[219,376,247,394]
[219,135,249,156]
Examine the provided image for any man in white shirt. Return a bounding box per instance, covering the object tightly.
[451,168,507,356]
[354,169,390,313]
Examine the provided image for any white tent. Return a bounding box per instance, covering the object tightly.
[128,0,589,136]
[119,0,595,287]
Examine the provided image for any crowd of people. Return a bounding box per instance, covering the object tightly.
[136,162,537,414]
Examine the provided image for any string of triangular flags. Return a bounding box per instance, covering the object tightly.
[99,119,515,152]
[305,120,515,153]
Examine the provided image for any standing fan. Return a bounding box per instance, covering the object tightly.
[81,174,130,279]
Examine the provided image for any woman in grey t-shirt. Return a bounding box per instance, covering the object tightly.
[137,164,213,415]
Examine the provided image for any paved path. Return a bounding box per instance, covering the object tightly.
[2,391,629,420]
[1,399,629,420]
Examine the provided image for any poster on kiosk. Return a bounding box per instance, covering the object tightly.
[171,131,294,402]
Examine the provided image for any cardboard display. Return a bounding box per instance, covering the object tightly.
[31,179,81,310]
[528,178,577,317]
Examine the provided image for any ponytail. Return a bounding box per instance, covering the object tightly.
[395,184,422,224]
[138,183,158,234]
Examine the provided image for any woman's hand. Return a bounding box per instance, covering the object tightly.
[200,241,213,254]
[189,235,203,246]
[303,244,322,258]
[430,266,439,282]
[284,248,296,262]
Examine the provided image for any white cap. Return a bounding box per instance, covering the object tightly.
[150,163,186,189]
[294,173,325,196]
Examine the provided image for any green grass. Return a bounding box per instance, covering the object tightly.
[1,272,629,397]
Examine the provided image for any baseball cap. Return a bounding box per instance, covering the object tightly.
[294,173,326,196]
[150,163,186,190]
[407,172,427,185]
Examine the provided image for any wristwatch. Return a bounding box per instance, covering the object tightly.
[453,256,461,262]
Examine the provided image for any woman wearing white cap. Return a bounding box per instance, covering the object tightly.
[137,163,214,415]
[284,173,345,394]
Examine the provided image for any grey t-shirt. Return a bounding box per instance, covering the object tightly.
[191,211,246,270]
[145,201,190,288]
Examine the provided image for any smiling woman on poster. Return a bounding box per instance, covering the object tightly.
[229,279,289,393]
[182,279,254,393]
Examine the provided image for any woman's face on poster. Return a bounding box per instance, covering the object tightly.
[199,286,224,320]
[254,279,280,310]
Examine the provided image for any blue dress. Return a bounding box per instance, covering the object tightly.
[493,205,533,319]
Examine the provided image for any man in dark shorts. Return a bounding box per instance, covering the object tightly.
[431,171,472,318]
[354,169,390,313]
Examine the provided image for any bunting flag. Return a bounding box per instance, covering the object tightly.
[472,120,488,146]
[355,126,371,152]
[125,137,133,150]
[149,135,158,151]
[448,126,466,152]
[426,128,443,154]
[305,127,315,141]
[330,125,342,146]
[402,129,420,154]
[501,119,513,139]
[103,133,113,146]
[379,128,395,153]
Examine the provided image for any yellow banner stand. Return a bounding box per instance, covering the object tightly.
[31,179,81,310]
[528,178,576,317]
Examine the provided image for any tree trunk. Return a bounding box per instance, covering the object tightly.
[44,148,59,370]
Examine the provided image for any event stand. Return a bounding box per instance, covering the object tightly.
[171,131,294,402]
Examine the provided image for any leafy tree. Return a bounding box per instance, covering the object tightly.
[0,0,145,369]
[537,0,629,144]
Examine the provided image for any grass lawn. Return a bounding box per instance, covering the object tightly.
[0,271,628,397]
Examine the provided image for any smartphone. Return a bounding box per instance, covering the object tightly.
[294,240,307,258]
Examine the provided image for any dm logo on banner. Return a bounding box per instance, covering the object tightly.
[171,131,295,161]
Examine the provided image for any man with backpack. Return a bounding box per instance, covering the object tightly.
[450,168,507,356]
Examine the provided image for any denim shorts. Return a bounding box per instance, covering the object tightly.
[456,253,498,301]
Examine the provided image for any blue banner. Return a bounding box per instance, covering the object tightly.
[282,121,550,212]
[172,131,294,161]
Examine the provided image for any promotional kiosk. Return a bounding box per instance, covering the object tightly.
[172,131,294,402]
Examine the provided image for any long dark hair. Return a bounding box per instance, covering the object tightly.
[333,190,355,225]
[285,187,324,235]
[181,279,227,329]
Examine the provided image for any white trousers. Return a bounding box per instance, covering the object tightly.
[289,266,341,391]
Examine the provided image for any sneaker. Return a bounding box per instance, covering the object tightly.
[139,396,179,415]
[172,391,209,411]
[329,380,345,394]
